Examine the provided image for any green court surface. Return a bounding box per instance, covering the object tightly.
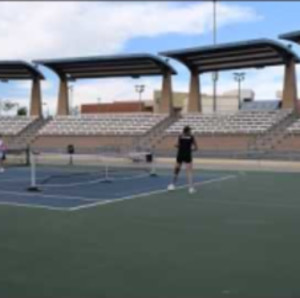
[0,170,300,298]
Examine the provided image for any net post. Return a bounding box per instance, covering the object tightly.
[148,152,158,177]
[150,162,157,177]
[27,150,41,192]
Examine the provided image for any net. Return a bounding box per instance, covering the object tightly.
[4,148,30,167]
[28,150,157,189]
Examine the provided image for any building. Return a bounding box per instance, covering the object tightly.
[154,89,255,114]
[81,101,152,114]
[81,89,258,115]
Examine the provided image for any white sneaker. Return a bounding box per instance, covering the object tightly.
[0,168,4,173]
[189,187,196,194]
[167,184,175,191]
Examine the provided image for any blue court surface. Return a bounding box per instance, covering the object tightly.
[0,166,232,211]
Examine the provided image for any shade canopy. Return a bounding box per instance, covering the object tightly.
[160,39,299,73]
[0,61,44,80]
[34,54,176,80]
[279,31,300,44]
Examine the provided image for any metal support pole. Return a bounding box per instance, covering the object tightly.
[68,85,74,115]
[135,84,145,112]
[27,150,40,192]
[233,72,245,110]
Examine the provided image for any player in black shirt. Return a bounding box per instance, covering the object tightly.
[0,134,6,173]
[168,125,198,194]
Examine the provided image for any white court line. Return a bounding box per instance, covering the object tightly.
[0,174,236,212]
[0,201,68,211]
[69,174,237,211]
[2,173,299,212]
[0,189,97,202]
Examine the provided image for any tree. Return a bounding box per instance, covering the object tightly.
[17,107,27,116]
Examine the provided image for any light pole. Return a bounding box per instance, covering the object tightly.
[14,102,20,116]
[135,84,145,111]
[0,79,9,116]
[233,72,245,109]
[68,85,74,115]
[43,102,49,117]
[212,0,218,112]
[97,97,101,113]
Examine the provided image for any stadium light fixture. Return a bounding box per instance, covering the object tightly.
[43,102,49,117]
[135,84,145,111]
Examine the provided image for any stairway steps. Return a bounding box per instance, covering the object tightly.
[134,115,180,151]
[8,117,51,148]
[249,111,298,154]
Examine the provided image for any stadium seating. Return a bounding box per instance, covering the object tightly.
[0,116,37,136]
[38,113,168,136]
[287,119,300,134]
[166,110,292,135]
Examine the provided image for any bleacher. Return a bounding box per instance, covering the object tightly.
[166,110,291,135]
[38,113,168,136]
[287,119,300,134]
[0,116,36,136]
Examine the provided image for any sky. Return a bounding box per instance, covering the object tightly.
[0,1,300,116]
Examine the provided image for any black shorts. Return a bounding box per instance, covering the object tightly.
[176,152,192,164]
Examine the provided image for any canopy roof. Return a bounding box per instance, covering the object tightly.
[34,54,176,80]
[279,31,300,44]
[160,39,299,73]
[0,61,44,80]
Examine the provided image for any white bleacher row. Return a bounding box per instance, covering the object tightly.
[287,119,300,133]
[38,113,167,136]
[0,116,36,136]
[166,110,292,135]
